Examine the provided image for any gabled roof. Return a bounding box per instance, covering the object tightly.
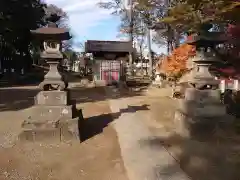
[85,40,133,53]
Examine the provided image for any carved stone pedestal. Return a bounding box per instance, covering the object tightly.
[19,90,83,142]
[20,18,83,142]
[174,88,234,138]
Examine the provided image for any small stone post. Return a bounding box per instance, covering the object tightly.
[234,79,239,91]
[220,79,226,93]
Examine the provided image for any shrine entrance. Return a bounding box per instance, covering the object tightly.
[100,60,121,84]
[85,40,133,85]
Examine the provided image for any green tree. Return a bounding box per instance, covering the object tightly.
[160,0,240,34]
[44,4,73,50]
[98,0,177,54]
[0,1,73,71]
[98,0,146,41]
[0,0,46,71]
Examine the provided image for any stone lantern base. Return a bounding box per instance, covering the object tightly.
[19,90,83,142]
[174,88,234,138]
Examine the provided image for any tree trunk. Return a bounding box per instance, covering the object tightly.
[174,30,180,48]
[140,44,143,76]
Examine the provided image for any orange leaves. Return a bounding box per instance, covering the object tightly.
[158,44,196,76]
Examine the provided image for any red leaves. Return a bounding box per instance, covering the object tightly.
[226,24,240,40]
[225,24,240,58]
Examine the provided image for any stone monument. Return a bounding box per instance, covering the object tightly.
[19,14,82,142]
[152,72,165,88]
[174,30,233,138]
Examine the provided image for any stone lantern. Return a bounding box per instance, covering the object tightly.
[153,72,165,88]
[187,33,224,89]
[19,14,81,142]
[174,31,233,138]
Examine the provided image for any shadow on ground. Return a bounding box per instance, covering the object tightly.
[70,86,146,104]
[0,65,47,88]
[0,65,83,88]
[0,88,39,112]
[139,127,240,180]
[135,89,240,180]
[0,63,150,112]
[0,85,147,112]
[80,104,150,142]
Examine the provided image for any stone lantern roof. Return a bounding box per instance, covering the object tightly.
[31,27,71,41]
[31,18,71,41]
[186,32,226,47]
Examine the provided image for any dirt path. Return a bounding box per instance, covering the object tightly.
[122,87,240,180]
[105,86,189,180]
[0,86,128,180]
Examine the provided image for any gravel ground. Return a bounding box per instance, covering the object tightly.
[1,83,238,180]
[0,85,128,180]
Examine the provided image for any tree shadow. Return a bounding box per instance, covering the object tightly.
[71,86,146,104]
[0,75,43,88]
[128,83,240,180]
[0,65,46,88]
[0,85,147,112]
[138,87,240,180]
[80,104,150,142]
[0,88,39,112]
[0,65,83,88]
[140,130,240,180]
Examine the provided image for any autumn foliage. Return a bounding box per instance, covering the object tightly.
[157,44,196,77]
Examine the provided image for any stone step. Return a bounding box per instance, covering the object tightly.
[19,128,80,142]
[19,128,61,142]
[185,88,221,103]
[35,91,69,105]
[178,99,226,117]
[22,119,59,129]
[19,118,81,142]
[27,105,73,122]
[0,79,10,85]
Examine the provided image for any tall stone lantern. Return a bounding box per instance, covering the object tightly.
[19,15,81,142]
[174,31,233,138]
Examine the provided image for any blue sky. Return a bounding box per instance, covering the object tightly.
[76,17,121,41]
[45,0,167,54]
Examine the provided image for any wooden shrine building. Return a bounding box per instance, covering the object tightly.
[85,40,133,84]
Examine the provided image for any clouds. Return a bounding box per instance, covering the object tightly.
[44,0,166,54]
[45,0,115,41]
